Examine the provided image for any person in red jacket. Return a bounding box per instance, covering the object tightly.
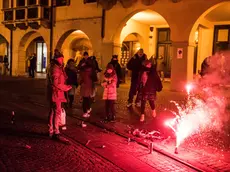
[47,54,72,139]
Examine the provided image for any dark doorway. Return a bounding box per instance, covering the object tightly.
[156,28,172,78]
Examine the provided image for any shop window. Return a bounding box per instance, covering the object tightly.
[40,0,48,6]
[28,7,38,18]
[84,0,97,3]
[3,0,10,9]
[28,0,36,5]
[17,0,25,6]
[55,0,70,6]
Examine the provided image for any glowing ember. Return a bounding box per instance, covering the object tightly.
[185,83,193,95]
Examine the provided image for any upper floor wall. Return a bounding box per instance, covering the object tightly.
[103,0,230,44]
[56,0,102,21]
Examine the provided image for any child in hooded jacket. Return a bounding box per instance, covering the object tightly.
[101,64,117,122]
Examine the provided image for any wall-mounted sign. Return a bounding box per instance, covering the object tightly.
[177,48,183,59]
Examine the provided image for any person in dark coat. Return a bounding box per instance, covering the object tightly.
[200,56,211,77]
[65,59,78,108]
[137,60,163,122]
[126,48,147,107]
[79,58,94,118]
[109,55,122,88]
[29,53,37,78]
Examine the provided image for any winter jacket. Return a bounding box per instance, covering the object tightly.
[127,53,147,82]
[138,67,163,95]
[47,61,69,102]
[79,66,94,97]
[102,72,117,100]
[109,60,122,87]
[65,67,78,87]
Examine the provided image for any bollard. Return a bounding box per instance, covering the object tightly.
[174,147,178,154]
[149,142,153,154]
[11,111,15,124]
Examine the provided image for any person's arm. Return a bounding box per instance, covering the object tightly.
[117,64,122,79]
[52,68,71,91]
[127,57,135,70]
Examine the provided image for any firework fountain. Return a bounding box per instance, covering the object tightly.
[165,51,230,154]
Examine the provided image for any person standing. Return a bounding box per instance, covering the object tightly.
[90,56,102,103]
[156,55,165,82]
[65,59,78,108]
[109,55,122,88]
[29,53,37,78]
[47,54,72,139]
[101,64,117,122]
[137,60,163,122]
[126,48,147,107]
[78,56,94,118]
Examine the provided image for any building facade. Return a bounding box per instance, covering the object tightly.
[0,0,230,91]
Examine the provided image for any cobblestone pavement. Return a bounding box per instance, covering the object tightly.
[1,77,230,171]
[0,109,124,172]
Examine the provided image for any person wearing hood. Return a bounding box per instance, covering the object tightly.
[47,54,72,140]
[137,60,163,122]
[108,55,122,88]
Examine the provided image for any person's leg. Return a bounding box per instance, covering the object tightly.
[105,100,110,120]
[110,100,116,121]
[82,97,87,113]
[68,95,74,108]
[87,97,92,113]
[140,99,146,122]
[31,68,35,78]
[29,67,32,77]
[127,81,137,106]
[53,101,62,137]
[48,101,54,137]
[149,99,156,117]
[161,71,165,82]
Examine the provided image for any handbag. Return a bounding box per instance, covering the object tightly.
[59,108,67,130]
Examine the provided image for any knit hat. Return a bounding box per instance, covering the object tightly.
[106,63,114,70]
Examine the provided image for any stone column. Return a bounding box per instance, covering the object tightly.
[113,42,122,59]
[100,42,113,69]
[170,41,195,91]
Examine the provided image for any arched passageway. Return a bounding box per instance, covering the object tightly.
[0,34,9,75]
[55,30,93,65]
[189,2,230,75]
[114,9,172,77]
[18,31,48,75]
